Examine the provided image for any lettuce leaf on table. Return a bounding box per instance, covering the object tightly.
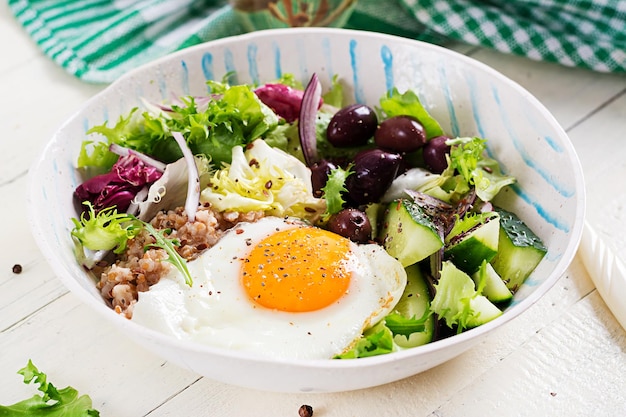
[0,360,99,417]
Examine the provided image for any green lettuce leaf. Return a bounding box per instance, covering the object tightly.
[431,261,501,333]
[167,87,280,166]
[383,311,428,338]
[413,161,470,204]
[334,321,395,359]
[322,74,344,108]
[0,360,99,417]
[200,139,325,221]
[71,204,193,286]
[273,73,303,89]
[77,140,119,172]
[447,137,516,201]
[448,136,486,182]
[79,108,153,170]
[379,88,444,139]
[79,83,281,169]
[320,164,353,221]
[431,261,478,332]
[70,202,139,254]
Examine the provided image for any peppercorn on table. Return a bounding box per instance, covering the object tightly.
[1,3,625,415]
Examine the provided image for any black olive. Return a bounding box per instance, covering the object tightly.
[327,208,372,243]
[346,149,402,205]
[327,104,378,147]
[374,115,427,152]
[423,135,451,174]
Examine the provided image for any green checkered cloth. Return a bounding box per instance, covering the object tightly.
[9,0,626,83]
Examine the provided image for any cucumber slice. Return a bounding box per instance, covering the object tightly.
[467,296,503,327]
[432,261,502,330]
[387,264,435,348]
[490,207,547,292]
[471,261,513,303]
[364,202,384,240]
[444,212,500,274]
[379,199,444,267]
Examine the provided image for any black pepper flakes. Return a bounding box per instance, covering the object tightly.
[12,264,22,274]
[298,404,313,417]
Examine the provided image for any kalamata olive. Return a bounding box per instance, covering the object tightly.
[310,159,337,197]
[374,115,427,152]
[346,149,402,205]
[327,104,378,147]
[327,208,372,243]
[423,135,451,174]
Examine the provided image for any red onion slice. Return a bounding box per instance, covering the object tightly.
[109,143,166,172]
[298,73,322,167]
[404,189,454,212]
[171,132,200,223]
[126,185,149,216]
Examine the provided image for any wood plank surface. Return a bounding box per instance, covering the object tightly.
[1,2,624,416]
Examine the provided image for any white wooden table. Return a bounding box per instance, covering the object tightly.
[2,3,625,416]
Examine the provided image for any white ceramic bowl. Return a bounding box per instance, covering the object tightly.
[28,28,585,393]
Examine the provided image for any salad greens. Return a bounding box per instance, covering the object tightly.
[78,81,280,171]
[0,360,99,417]
[335,321,395,359]
[447,137,516,202]
[379,88,445,139]
[431,261,502,332]
[71,205,193,286]
[71,202,140,254]
[320,164,353,220]
[397,138,515,206]
[383,310,429,339]
[321,74,345,108]
[199,139,325,221]
[71,72,545,360]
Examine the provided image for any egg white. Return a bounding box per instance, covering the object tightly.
[131,216,407,360]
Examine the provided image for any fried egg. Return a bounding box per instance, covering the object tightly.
[131,216,407,360]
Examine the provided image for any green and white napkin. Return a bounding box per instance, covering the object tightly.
[9,0,626,83]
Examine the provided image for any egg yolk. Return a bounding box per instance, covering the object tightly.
[241,227,352,312]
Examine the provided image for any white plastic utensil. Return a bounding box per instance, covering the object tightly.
[579,220,626,330]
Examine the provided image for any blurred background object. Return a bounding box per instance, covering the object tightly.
[230,0,358,31]
[7,0,625,84]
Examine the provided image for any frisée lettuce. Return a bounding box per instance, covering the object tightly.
[447,137,516,202]
[71,204,193,286]
[78,82,281,171]
[200,139,326,221]
[431,261,502,332]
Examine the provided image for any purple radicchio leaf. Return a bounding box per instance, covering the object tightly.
[255,83,322,123]
[74,154,163,214]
